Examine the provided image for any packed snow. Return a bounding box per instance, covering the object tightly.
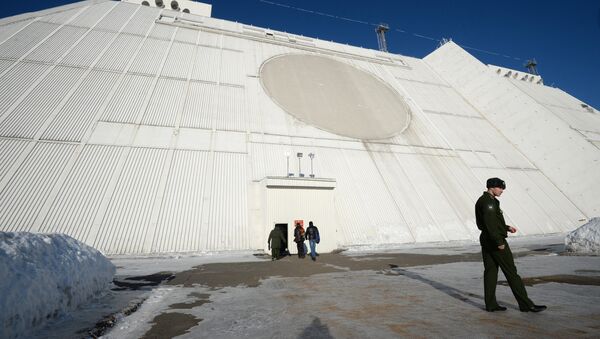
[565,217,600,255]
[0,232,115,339]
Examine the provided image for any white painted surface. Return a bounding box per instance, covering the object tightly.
[0,2,595,254]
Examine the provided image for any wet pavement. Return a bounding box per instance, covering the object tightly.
[102,236,600,338]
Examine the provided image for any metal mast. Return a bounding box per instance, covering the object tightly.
[524,58,539,75]
[376,23,390,52]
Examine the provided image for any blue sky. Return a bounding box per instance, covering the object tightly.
[2,0,599,109]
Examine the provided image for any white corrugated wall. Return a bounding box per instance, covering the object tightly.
[0,1,594,255]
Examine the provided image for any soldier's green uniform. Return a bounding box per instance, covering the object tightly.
[475,191,535,311]
[268,227,285,260]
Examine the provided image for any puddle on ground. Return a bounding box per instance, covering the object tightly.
[112,272,175,291]
[169,293,211,310]
[500,274,600,287]
[141,312,201,339]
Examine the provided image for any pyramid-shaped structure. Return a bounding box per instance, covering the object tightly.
[0,0,598,254]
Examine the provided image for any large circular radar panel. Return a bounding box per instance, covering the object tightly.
[260,54,411,140]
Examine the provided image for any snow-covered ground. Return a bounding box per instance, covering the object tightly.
[100,234,600,338]
[566,217,600,255]
[0,232,115,339]
[2,231,598,338]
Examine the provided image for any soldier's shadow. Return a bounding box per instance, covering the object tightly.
[389,264,486,310]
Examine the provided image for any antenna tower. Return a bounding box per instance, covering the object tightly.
[524,58,539,75]
[376,23,390,52]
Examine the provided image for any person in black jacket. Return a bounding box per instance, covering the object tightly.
[306,221,320,261]
[475,177,546,313]
[293,222,306,258]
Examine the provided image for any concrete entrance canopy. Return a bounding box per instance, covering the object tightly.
[260,54,411,140]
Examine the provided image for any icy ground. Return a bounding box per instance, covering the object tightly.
[3,232,599,338]
[0,232,114,339]
[566,217,600,254]
[101,233,600,338]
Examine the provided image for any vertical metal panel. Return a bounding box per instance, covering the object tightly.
[190,46,220,82]
[129,38,171,75]
[220,49,245,86]
[24,25,88,63]
[196,30,220,48]
[42,70,119,141]
[180,81,217,129]
[142,78,186,127]
[96,147,169,254]
[205,152,248,250]
[95,33,144,72]
[546,105,600,134]
[0,19,32,44]
[399,80,480,117]
[369,150,445,242]
[424,114,470,150]
[38,7,83,25]
[69,1,118,28]
[0,142,76,231]
[120,4,157,35]
[315,147,372,245]
[102,73,154,124]
[388,57,447,85]
[418,154,479,236]
[258,81,291,135]
[507,169,577,233]
[0,139,30,182]
[161,42,195,79]
[39,145,123,240]
[153,150,209,252]
[0,21,60,59]
[0,62,51,115]
[466,118,533,168]
[174,27,198,44]
[389,110,447,149]
[246,78,262,133]
[149,23,176,41]
[249,142,290,180]
[61,30,117,68]
[0,66,85,139]
[95,2,138,32]
[216,85,246,132]
[393,152,466,241]
[341,148,415,244]
[222,35,246,51]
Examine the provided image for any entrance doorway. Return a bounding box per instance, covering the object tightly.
[275,223,289,257]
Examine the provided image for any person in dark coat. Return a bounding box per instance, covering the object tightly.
[306,221,320,261]
[293,222,306,258]
[475,177,546,312]
[268,225,286,261]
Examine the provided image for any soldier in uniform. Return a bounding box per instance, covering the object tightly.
[475,177,546,312]
[267,225,286,261]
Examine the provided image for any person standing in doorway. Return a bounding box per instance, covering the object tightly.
[306,221,320,261]
[268,225,285,261]
[294,222,306,258]
[475,177,546,313]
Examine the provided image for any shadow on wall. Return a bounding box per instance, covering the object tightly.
[299,317,334,339]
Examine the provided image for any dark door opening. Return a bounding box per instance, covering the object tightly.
[275,223,289,257]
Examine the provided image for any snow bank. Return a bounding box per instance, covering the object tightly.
[0,232,115,339]
[565,217,600,255]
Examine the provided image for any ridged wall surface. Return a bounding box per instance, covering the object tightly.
[0,0,595,254]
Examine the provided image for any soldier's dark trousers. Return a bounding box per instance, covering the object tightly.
[482,242,534,310]
[271,247,280,260]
